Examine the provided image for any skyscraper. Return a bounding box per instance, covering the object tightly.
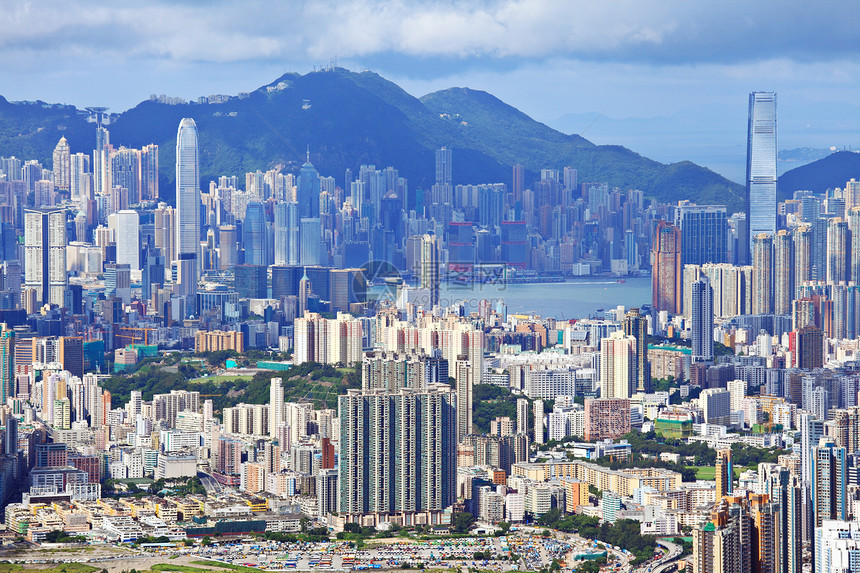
[691,274,714,362]
[849,207,860,285]
[773,229,793,315]
[752,233,773,315]
[826,217,850,284]
[242,201,267,266]
[52,136,71,192]
[24,207,67,307]
[674,202,728,266]
[651,220,682,314]
[269,377,283,439]
[435,146,452,186]
[600,331,635,399]
[0,325,13,405]
[175,118,200,259]
[746,92,778,249]
[812,438,847,528]
[794,225,813,299]
[715,448,733,501]
[111,209,140,270]
[454,355,473,443]
[420,233,440,309]
[622,308,649,393]
[297,151,321,219]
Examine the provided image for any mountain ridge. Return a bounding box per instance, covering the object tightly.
[0,67,745,210]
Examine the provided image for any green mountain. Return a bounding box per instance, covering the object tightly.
[0,68,744,210]
[778,150,860,199]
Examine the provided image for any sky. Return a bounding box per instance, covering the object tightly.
[3,0,860,182]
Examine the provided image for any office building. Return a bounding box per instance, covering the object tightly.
[299,218,321,266]
[274,201,300,266]
[691,275,714,362]
[297,151,321,219]
[234,264,267,299]
[175,118,200,258]
[746,92,778,249]
[674,202,728,266]
[111,210,140,270]
[338,384,457,526]
[652,220,683,314]
[242,201,267,266]
[329,268,366,313]
[154,204,176,265]
[24,207,67,307]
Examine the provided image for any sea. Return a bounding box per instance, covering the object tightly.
[371,277,652,321]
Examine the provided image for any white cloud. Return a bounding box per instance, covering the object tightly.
[1,0,858,66]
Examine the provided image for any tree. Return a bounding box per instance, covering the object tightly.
[201,536,212,546]
[452,511,477,533]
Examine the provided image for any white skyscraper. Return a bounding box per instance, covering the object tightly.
[269,377,284,439]
[599,331,635,399]
[175,118,200,260]
[110,210,140,270]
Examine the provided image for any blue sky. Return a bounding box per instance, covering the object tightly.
[3,0,860,181]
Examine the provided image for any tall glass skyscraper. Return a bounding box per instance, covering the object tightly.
[175,118,200,259]
[746,92,777,249]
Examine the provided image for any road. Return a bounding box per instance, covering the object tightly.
[635,539,682,573]
[198,471,223,494]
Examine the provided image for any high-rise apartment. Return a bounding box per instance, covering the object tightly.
[622,308,649,393]
[24,207,67,307]
[175,118,200,259]
[691,275,714,362]
[826,217,850,284]
[599,331,635,399]
[651,220,682,314]
[420,233,440,309]
[746,92,778,249]
[338,384,456,526]
[812,438,847,528]
[773,229,793,315]
[752,233,773,314]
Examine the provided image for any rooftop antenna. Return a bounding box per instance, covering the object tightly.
[306,145,310,162]
[85,106,109,128]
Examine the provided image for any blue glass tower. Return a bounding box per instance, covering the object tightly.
[746,92,777,250]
